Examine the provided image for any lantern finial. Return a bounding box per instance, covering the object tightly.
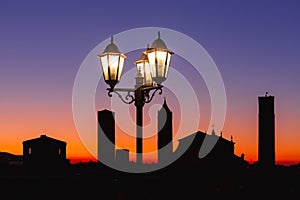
[103,35,120,53]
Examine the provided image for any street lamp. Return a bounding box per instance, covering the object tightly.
[98,31,173,164]
[98,36,127,90]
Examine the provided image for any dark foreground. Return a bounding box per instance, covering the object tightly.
[0,163,300,199]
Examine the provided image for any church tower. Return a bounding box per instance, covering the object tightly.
[97,109,116,164]
[258,92,275,168]
[157,98,173,163]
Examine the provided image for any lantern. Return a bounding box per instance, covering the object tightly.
[98,36,126,90]
[134,52,153,86]
[145,31,173,85]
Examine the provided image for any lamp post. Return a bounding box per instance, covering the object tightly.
[98,32,173,164]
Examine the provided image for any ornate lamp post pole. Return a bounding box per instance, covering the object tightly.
[98,32,173,164]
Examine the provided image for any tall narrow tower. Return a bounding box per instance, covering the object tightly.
[157,98,173,163]
[258,92,275,168]
[97,109,116,164]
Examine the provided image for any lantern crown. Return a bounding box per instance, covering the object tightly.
[150,31,168,50]
[103,36,120,53]
[134,52,149,64]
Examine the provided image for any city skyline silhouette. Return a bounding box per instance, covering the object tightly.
[0,93,294,167]
[0,92,300,198]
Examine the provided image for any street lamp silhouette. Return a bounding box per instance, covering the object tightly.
[98,31,173,164]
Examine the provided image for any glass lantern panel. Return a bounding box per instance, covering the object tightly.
[136,62,145,77]
[118,56,125,81]
[157,51,167,77]
[108,54,120,80]
[144,62,152,85]
[100,55,109,80]
[164,52,171,78]
[147,51,156,77]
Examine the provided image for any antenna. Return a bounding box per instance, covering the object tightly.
[211,124,216,135]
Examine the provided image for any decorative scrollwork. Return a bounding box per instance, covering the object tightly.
[106,85,163,105]
[113,90,135,104]
[108,89,113,97]
[144,88,163,104]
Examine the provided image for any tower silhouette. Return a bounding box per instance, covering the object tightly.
[97,109,116,164]
[157,98,173,163]
[258,92,275,168]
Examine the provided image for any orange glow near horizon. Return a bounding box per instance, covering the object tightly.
[0,79,299,167]
[1,123,299,166]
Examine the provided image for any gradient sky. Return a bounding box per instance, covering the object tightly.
[0,0,300,165]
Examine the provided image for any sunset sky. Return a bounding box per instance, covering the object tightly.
[0,0,300,166]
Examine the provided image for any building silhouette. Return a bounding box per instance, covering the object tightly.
[170,129,247,171]
[115,148,130,167]
[22,134,69,174]
[0,152,22,172]
[97,109,116,164]
[258,92,275,168]
[157,98,173,163]
[151,129,248,196]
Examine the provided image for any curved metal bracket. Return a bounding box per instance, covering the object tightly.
[106,85,163,105]
[107,89,135,104]
[144,87,163,104]
[115,91,135,104]
[108,90,113,97]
